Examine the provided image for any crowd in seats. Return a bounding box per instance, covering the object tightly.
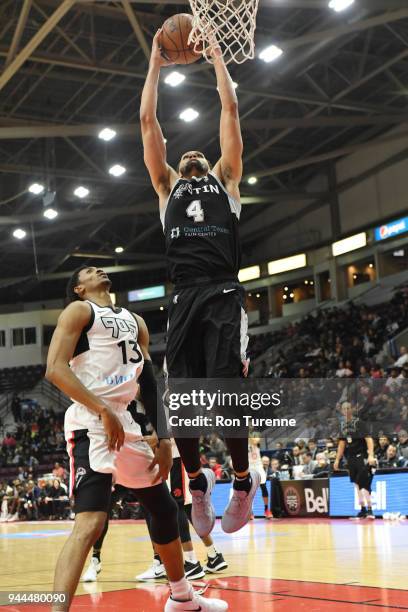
[0,394,68,521]
[0,464,70,522]
[1,397,65,468]
[0,365,44,393]
[253,290,408,378]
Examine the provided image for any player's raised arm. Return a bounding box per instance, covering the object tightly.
[134,313,172,483]
[140,29,178,203]
[212,48,243,199]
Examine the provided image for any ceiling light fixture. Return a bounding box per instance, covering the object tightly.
[165,71,186,87]
[28,183,44,195]
[179,108,199,122]
[109,164,126,177]
[43,208,58,220]
[259,44,283,63]
[98,127,116,141]
[74,186,90,199]
[13,228,26,239]
[328,0,355,12]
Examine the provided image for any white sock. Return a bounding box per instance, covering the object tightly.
[184,550,198,563]
[206,544,217,559]
[169,576,192,601]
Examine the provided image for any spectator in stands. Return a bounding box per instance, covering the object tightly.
[207,456,223,480]
[220,454,233,480]
[2,433,16,449]
[207,433,227,461]
[5,480,24,522]
[272,442,286,463]
[325,439,337,463]
[379,445,404,468]
[16,466,26,481]
[11,394,22,422]
[385,368,402,393]
[300,453,316,478]
[287,445,303,466]
[396,430,408,462]
[307,439,318,460]
[336,361,353,378]
[312,453,330,478]
[375,435,390,462]
[393,346,408,368]
[45,479,69,520]
[52,462,66,481]
[21,480,40,521]
[358,365,370,379]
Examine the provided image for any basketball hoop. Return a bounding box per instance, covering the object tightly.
[188,0,260,65]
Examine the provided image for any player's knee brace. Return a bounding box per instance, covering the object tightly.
[149,488,179,545]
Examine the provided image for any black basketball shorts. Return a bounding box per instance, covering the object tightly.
[166,280,248,379]
[67,429,112,514]
[347,454,374,492]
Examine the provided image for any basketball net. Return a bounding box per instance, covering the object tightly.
[188,0,260,65]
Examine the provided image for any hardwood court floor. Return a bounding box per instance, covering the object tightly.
[1,517,407,611]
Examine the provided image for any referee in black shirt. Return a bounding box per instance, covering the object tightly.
[334,402,377,520]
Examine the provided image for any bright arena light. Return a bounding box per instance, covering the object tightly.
[268,253,307,275]
[13,228,26,239]
[328,0,355,12]
[259,45,283,63]
[98,127,116,141]
[28,183,44,195]
[74,186,90,199]
[165,71,185,87]
[179,108,199,122]
[109,164,126,177]
[43,208,58,220]
[238,265,260,282]
[248,176,258,185]
[115,246,124,253]
[332,232,366,257]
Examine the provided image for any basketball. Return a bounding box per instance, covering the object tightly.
[160,13,200,65]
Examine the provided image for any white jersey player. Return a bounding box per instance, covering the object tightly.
[46,265,228,612]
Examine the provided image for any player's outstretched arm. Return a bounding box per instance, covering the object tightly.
[140,29,178,205]
[134,313,172,483]
[45,302,124,451]
[212,49,243,200]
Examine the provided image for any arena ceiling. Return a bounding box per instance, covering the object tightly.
[1,0,408,304]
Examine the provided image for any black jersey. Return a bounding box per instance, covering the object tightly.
[339,417,370,458]
[161,172,241,285]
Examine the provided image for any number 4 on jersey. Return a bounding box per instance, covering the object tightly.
[186,200,204,222]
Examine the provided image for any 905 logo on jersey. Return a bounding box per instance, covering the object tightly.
[101,316,137,339]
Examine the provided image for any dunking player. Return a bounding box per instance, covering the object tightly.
[140,30,260,538]
[46,266,228,611]
[334,402,377,520]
